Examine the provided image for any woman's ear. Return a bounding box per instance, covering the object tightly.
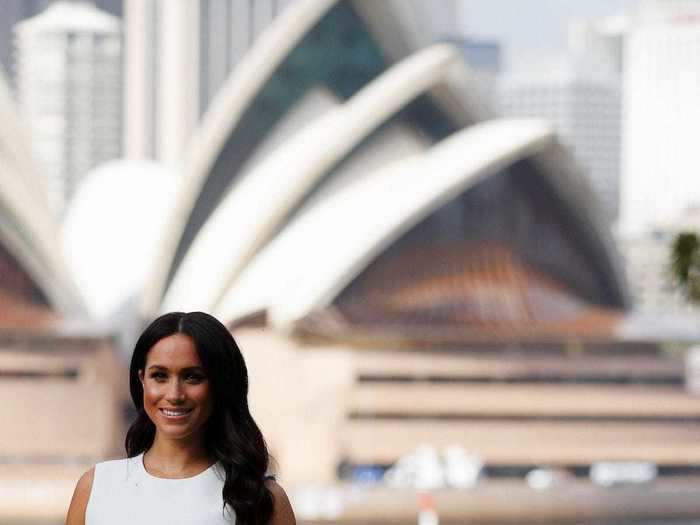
[138,369,144,385]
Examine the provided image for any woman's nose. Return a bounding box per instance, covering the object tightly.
[166,379,186,403]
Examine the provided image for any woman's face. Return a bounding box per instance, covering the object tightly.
[138,333,213,443]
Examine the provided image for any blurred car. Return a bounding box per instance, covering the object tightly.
[525,467,573,490]
[590,461,657,487]
[383,445,483,490]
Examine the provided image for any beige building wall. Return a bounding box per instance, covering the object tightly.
[234,326,354,485]
[0,334,127,522]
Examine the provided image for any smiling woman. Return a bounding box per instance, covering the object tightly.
[65,312,295,525]
[138,333,214,447]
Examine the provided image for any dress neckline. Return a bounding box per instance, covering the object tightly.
[138,452,218,481]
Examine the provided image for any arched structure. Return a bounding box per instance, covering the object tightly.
[63,161,180,320]
[142,0,485,316]
[136,0,629,345]
[0,71,85,318]
[214,119,627,338]
[162,44,473,312]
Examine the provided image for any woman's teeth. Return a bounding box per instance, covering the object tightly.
[161,408,192,417]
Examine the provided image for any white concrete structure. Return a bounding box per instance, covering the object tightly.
[220,119,554,326]
[123,0,159,161]
[216,125,431,322]
[162,44,469,313]
[0,0,632,330]
[0,70,85,315]
[498,61,621,223]
[62,161,180,320]
[262,120,613,330]
[621,0,700,234]
[140,0,337,316]
[141,0,490,317]
[217,116,628,329]
[14,0,122,217]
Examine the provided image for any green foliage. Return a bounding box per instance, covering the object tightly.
[671,231,700,302]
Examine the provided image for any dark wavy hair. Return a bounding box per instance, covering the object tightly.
[125,311,274,525]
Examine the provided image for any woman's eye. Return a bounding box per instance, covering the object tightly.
[150,372,167,381]
[185,374,205,383]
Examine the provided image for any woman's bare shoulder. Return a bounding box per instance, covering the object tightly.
[266,479,297,525]
[65,467,95,525]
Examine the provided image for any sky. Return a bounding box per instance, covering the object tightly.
[457,0,640,70]
[1,1,641,77]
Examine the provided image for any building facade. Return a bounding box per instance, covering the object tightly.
[568,15,627,76]
[14,0,122,216]
[0,0,121,84]
[123,0,293,164]
[621,0,700,234]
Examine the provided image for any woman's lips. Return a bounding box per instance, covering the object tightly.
[159,407,194,420]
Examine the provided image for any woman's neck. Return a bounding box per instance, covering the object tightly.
[144,432,212,476]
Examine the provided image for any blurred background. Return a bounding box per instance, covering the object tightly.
[5,0,700,524]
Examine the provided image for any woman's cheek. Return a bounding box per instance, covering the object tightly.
[143,381,163,404]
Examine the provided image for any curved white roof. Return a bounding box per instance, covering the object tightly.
[62,161,180,320]
[140,0,337,317]
[239,87,342,175]
[159,87,341,312]
[352,0,488,126]
[215,123,430,322]
[144,0,626,322]
[143,0,489,317]
[161,43,465,313]
[0,71,84,315]
[0,75,48,205]
[258,118,556,331]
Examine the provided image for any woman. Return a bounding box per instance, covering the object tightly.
[66,311,296,525]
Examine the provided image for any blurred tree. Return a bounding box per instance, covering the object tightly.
[671,231,700,302]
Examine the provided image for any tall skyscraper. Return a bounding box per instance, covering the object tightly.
[569,15,627,76]
[498,61,622,224]
[14,0,123,216]
[124,0,292,165]
[621,0,700,235]
[0,1,45,80]
[0,0,122,84]
[496,14,626,225]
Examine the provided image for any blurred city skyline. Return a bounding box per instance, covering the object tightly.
[459,0,639,69]
[0,1,642,80]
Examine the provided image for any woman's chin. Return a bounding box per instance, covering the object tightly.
[157,425,200,441]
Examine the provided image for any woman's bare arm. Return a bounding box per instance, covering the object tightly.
[266,479,297,525]
[65,467,94,525]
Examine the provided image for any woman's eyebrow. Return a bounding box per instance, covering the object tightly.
[180,366,205,373]
[146,365,205,372]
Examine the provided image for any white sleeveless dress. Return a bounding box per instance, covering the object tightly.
[85,453,235,524]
